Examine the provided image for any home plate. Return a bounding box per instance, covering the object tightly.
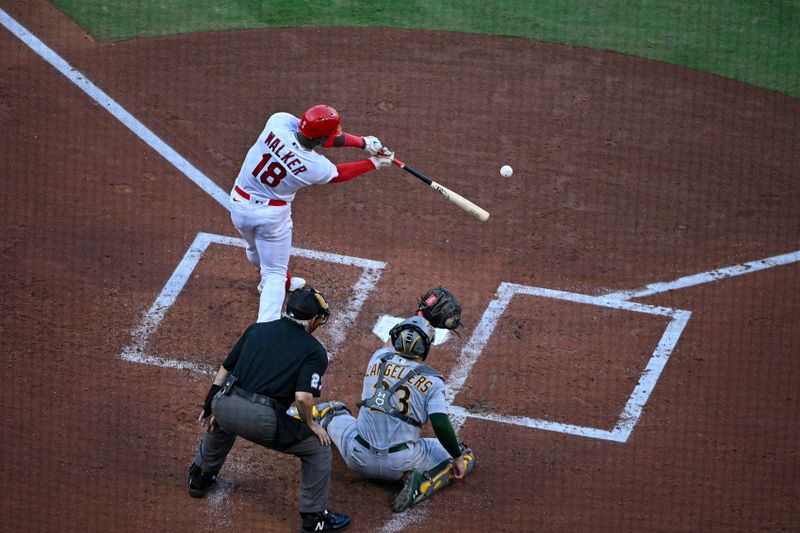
[372,315,451,345]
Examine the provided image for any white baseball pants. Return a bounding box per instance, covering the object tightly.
[229,196,293,323]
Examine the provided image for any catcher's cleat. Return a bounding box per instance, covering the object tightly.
[392,469,426,513]
[459,450,476,479]
[300,509,351,532]
[188,463,218,498]
[459,442,477,475]
[286,400,350,429]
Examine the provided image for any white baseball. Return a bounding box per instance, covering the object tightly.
[500,165,513,177]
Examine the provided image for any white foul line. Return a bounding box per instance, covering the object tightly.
[443,248,800,446]
[0,8,230,209]
[1,7,391,361]
[602,249,800,300]
[7,8,800,529]
[383,249,798,531]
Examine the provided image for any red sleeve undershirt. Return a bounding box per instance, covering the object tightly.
[323,132,372,183]
[323,132,363,149]
[331,159,376,183]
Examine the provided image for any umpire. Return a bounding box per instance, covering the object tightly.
[187,287,351,532]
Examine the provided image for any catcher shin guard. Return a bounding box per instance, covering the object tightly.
[391,450,475,512]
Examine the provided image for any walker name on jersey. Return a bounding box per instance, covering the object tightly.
[264,131,308,175]
[367,361,433,393]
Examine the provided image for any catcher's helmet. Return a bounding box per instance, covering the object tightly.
[299,104,342,139]
[390,316,436,361]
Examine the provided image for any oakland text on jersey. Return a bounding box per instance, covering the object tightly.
[264,131,308,175]
[367,361,433,393]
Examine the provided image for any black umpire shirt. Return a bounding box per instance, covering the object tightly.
[222,318,328,406]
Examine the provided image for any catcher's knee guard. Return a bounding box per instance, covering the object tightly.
[286,400,350,429]
[315,400,350,429]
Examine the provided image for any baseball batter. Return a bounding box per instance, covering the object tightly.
[230,104,393,323]
[319,312,475,513]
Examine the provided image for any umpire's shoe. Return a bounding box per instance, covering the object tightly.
[300,509,351,532]
[188,463,218,498]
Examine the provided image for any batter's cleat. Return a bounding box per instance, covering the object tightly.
[300,509,351,532]
[187,463,218,498]
[391,469,426,513]
[288,275,306,292]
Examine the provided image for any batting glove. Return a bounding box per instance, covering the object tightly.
[363,135,383,155]
[369,150,394,169]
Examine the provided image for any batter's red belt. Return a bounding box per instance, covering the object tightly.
[234,185,287,206]
[355,434,408,454]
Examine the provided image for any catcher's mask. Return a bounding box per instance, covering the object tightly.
[299,104,342,139]
[286,287,330,324]
[389,316,435,361]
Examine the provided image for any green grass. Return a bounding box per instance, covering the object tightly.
[50,0,800,99]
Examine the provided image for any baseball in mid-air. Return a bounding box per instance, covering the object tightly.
[500,165,513,178]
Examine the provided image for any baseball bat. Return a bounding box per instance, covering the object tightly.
[392,159,490,222]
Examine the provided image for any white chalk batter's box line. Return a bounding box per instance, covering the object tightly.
[6,10,798,532]
[447,283,691,443]
[6,4,800,446]
[120,233,800,445]
[119,232,387,371]
[121,232,686,444]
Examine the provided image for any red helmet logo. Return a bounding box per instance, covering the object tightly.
[299,104,343,139]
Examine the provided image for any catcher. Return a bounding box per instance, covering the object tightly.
[291,287,473,512]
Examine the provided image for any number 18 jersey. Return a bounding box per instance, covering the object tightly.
[234,112,338,202]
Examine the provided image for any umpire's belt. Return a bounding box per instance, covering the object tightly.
[233,185,287,206]
[355,434,408,454]
[231,386,278,408]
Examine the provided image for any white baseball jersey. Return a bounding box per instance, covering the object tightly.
[355,347,449,448]
[234,112,338,202]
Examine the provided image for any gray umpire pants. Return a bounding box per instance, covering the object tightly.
[193,392,332,513]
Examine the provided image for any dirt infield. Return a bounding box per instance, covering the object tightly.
[2,2,799,531]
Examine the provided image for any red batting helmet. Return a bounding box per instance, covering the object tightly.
[298,104,343,139]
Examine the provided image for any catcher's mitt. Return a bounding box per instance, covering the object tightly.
[417,286,462,330]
